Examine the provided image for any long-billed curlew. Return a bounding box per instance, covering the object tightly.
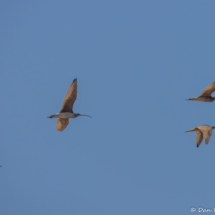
[185,125,215,147]
[47,78,91,131]
[186,82,215,102]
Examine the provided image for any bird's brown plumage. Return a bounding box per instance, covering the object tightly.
[56,118,69,131]
[60,78,77,113]
[200,82,215,97]
[55,78,77,131]
[195,129,203,147]
[186,125,215,147]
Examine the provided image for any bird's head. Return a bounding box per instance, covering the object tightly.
[212,126,215,130]
[74,113,92,118]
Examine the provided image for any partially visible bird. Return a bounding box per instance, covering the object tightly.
[47,78,91,131]
[186,82,215,102]
[185,125,215,147]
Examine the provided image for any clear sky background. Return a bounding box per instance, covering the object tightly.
[1,1,215,214]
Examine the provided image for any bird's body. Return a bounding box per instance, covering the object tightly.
[185,125,215,147]
[47,78,91,131]
[186,82,215,102]
[48,112,78,119]
[186,96,215,102]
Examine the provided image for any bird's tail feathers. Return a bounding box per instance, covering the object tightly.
[185,97,198,101]
[185,128,196,132]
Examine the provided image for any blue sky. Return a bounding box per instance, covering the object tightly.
[1,0,215,214]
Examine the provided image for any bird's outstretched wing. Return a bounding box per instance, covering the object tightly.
[185,127,203,147]
[195,129,203,147]
[199,126,212,144]
[200,82,215,97]
[56,118,69,131]
[60,78,77,113]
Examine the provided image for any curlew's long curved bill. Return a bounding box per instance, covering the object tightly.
[79,114,92,118]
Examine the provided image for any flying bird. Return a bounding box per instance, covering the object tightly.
[186,82,215,102]
[185,125,215,147]
[47,78,91,131]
